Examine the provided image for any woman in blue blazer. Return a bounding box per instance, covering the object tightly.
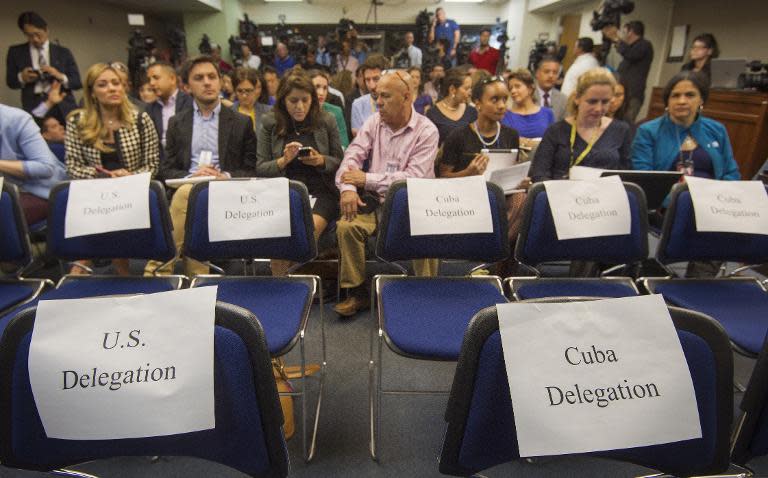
[631,71,740,180]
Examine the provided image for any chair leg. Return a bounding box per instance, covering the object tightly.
[368,281,380,461]
[304,279,326,463]
[51,470,100,478]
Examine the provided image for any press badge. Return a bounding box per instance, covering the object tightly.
[386,162,398,173]
[199,150,213,167]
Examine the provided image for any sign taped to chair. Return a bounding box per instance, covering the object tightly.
[686,176,768,235]
[0,177,4,195]
[64,173,151,238]
[208,178,291,241]
[407,176,493,236]
[497,295,701,457]
[28,287,217,440]
[544,175,631,240]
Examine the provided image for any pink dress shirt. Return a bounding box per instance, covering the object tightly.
[336,108,439,199]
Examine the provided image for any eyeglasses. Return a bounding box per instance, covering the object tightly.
[107,62,128,73]
[478,76,505,86]
[384,70,412,90]
[236,88,256,95]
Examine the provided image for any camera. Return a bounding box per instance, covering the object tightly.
[298,147,312,158]
[739,61,768,92]
[590,0,635,31]
[127,29,156,91]
[199,34,213,55]
[528,37,566,73]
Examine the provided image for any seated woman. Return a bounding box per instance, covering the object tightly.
[530,68,632,182]
[308,69,350,149]
[257,70,343,243]
[426,68,477,145]
[231,67,272,134]
[65,62,160,275]
[632,70,739,181]
[408,66,433,115]
[502,68,555,150]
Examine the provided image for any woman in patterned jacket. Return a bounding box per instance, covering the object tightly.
[65,62,159,275]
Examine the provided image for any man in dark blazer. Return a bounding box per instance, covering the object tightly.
[144,55,257,277]
[145,61,192,150]
[6,12,81,125]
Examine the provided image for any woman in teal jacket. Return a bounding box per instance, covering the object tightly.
[631,71,740,180]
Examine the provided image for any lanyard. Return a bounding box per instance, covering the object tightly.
[369,95,378,114]
[569,122,600,167]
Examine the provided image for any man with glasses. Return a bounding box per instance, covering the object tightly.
[333,70,439,317]
[6,11,81,124]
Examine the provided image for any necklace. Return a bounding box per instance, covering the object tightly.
[472,121,500,147]
[441,100,459,112]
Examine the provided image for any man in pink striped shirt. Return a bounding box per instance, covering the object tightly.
[333,70,439,317]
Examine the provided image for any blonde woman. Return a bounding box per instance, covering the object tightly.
[65,62,159,275]
[529,68,632,182]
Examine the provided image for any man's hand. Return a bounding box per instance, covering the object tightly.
[341,167,366,188]
[40,65,64,82]
[300,147,326,167]
[450,48,457,58]
[21,67,39,84]
[601,25,621,42]
[466,153,489,176]
[193,166,226,178]
[340,190,365,221]
[45,81,67,106]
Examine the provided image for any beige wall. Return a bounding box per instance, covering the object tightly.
[1,0,172,108]
[658,0,768,84]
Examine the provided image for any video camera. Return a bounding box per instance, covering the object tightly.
[199,34,212,55]
[167,27,186,66]
[528,36,566,73]
[127,29,156,90]
[739,61,768,92]
[590,0,635,31]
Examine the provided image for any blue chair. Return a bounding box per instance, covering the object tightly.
[643,183,768,357]
[732,333,768,475]
[0,182,51,316]
[0,180,184,337]
[369,180,510,460]
[439,299,733,477]
[0,301,289,478]
[183,179,324,462]
[506,182,648,300]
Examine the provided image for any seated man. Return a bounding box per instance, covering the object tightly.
[144,56,257,277]
[40,114,65,163]
[0,103,67,224]
[334,71,439,317]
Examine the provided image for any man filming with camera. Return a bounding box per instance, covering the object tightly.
[602,20,653,123]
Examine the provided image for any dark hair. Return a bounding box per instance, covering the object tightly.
[662,70,710,106]
[17,11,46,30]
[577,37,594,54]
[611,74,630,120]
[437,38,451,51]
[480,27,492,35]
[625,21,645,37]
[535,55,560,71]
[147,60,177,77]
[471,76,505,102]
[262,65,278,78]
[692,33,720,59]
[274,70,322,137]
[232,67,268,104]
[439,68,469,100]
[407,66,425,95]
[40,115,60,134]
[361,54,390,75]
[184,55,221,82]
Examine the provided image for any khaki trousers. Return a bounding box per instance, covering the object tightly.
[337,212,438,289]
[143,183,209,277]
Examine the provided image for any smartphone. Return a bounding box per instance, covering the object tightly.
[298,147,312,158]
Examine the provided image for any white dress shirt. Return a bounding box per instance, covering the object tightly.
[561,53,600,98]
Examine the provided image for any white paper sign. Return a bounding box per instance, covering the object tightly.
[489,163,530,194]
[498,295,702,457]
[407,177,493,236]
[64,173,151,238]
[686,176,768,235]
[544,176,631,240]
[569,166,606,181]
[28,287,217,440]
[208,178,291,242]
[0,176,4,194]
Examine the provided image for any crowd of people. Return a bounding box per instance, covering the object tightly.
[2,10,738,317]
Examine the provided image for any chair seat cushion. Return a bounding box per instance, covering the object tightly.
[515,280,638,300]
[194,279,312,356]
[0,283,38,313]
[656,280,768,355]
[381,278,506,360]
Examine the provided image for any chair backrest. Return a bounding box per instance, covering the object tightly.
[731,333,768,466]
[46,180,176,261]
[515,182,648,267]
[183,179,316,263]
[0,302,288,478]
[439,298,733,477]
[375,180,510,263]
[0,182,32,268]
[657,183,768,265]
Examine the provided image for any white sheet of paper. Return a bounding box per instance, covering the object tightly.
[482,149,519,180]
[569,166,606,181]
[489,162,530,194]
[208,178,291,241]
[309,195,318,208]
[199,150,213,167]
[544,176,631,240]
[64,173,151,238]
[28,287,217,440]
[0,176,4,194]
[498,295,702,457]
[686,176,768,235]
[407,176,493,236]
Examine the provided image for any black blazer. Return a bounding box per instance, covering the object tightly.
[160,105,257,180]
[6,42,81,112]
[148,90,193,141]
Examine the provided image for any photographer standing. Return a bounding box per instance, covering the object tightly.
[429,8,460,66]
[6,11,81,125]
[602,21,653,123]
